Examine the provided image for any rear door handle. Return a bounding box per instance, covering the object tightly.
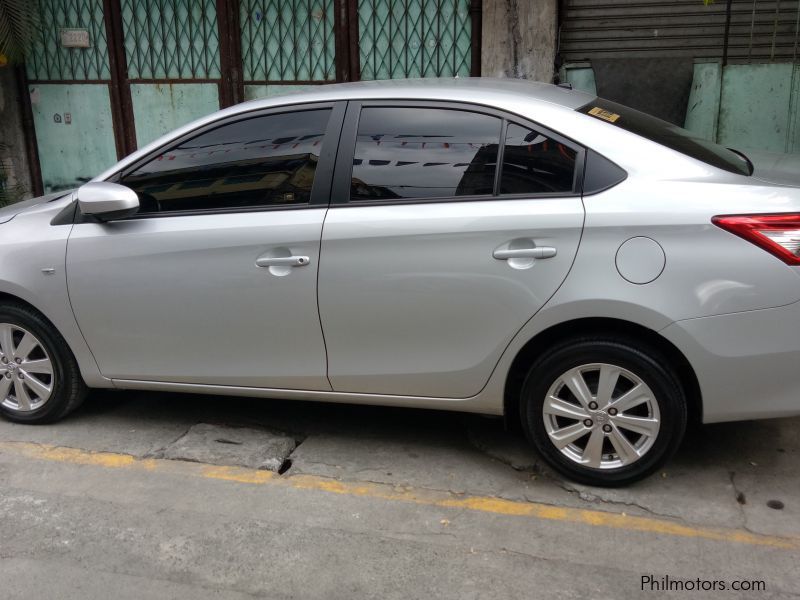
[255,255,310,268]
[493,247,557,260]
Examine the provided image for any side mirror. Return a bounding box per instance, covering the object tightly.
[77,182,140,221]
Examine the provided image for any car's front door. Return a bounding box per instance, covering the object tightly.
[67,103,342,390]
[318,103,585,398]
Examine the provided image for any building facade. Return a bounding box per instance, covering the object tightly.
[1,0,798,198]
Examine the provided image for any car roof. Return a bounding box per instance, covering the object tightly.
[240,77,595,111]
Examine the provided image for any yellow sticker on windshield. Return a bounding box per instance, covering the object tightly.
[588,106,620,123]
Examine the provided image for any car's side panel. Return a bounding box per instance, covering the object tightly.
[315,99,587,398]
[318,198,584,397]
[476,177,800,423]
[66,209,332,390]
[63,101,348,391]
[662,301,800,422]
[566,178,800,321]
[0,196,110,388]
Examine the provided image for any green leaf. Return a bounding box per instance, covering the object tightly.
[0,0,40,65]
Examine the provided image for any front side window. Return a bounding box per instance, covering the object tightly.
[121,109,331,213]
[350,107,502,201]
[500,123,577,194]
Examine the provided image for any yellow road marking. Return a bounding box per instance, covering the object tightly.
[1,440,797,551]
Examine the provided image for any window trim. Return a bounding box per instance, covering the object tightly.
[492,118,509,197]
[330,100,586,208]
[76,101,347,222]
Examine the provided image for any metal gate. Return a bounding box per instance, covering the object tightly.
[356,0,474,79]
[119,0,223,148]
[26,0,118,192]
[23,0,480,193]
[239,0,337,99]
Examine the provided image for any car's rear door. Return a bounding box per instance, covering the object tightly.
[67,102,343,390]
[317,101,585,398]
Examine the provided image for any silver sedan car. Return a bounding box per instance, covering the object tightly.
[2,79,799,486]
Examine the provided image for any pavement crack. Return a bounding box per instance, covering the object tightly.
[467,433,674,519]
[729,470,747,506]
[540,475,680,519]
[729,471,758,534]
[463,428,539,474]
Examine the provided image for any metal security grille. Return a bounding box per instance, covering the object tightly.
[120,0,221,79]
[26,0,111,81]
[357,0,472,80]
[239,0,336,82]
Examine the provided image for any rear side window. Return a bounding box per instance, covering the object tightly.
[350,107,501,201]
[577,99,751,176]
[500,123,577,194]
[122,109,331,213]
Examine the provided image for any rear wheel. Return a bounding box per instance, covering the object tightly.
[0,303,87,424]
[520,336,687,486]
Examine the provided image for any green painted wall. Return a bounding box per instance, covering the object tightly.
[130,83,220,148]
[28,83,117,192]
[244,84,318,101]
[718,64,798,153]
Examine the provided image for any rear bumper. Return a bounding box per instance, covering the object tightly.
[662,300,800,423]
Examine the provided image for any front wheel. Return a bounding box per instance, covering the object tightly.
[520,337,687,487]
[0,303,87,424]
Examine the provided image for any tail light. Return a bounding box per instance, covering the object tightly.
[712,214,800,265]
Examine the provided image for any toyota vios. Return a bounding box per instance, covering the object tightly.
[2,79,799,486]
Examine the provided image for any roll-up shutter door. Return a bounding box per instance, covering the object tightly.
[560,0,800,63]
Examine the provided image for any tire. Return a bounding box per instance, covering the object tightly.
[0,303,87,424]
[520,335,687,487]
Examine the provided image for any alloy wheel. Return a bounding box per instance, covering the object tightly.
[542,362,661,470]
[0,323,55,412]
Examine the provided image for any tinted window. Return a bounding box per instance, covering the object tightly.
[500,123,577,194]
[577,99,751,176]
[122,109,331,213]
[350,107,501,201]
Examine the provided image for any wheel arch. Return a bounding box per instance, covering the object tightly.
[503,317,702,427]
[0,291,75,351]
[0,290,58,325]
[0,289,108,388]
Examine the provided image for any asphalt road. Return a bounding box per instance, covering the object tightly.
[1,390,798,599]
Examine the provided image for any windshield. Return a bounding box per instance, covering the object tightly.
[577,98,752,176]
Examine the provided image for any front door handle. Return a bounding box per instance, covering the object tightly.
[493,247,557,260]
[255,255,310,268]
